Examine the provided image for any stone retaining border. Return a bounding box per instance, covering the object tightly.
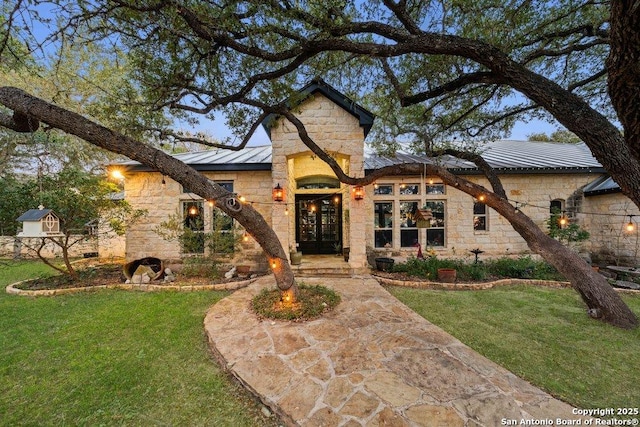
[5,277,257,296]
[373,273,640,293]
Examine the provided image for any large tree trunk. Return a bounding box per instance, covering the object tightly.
[311,154,638,329]
[500,200,638,329]
[0,87,297,298]
[445,172,639,329]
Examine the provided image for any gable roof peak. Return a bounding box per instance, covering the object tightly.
[262,79,375,138]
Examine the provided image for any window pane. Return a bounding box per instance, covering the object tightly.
[213,211,234,231]
[182,201,204,253]
[375,230,393,248]
[473,201,486,215]
[424,201,445,228]
[401,229,419,247]
[183,201,204,231]
[426,184,445,194]
[427,229,445,246]
[374,184,393,195]
[474,216,486,231]
[374,202,393,228]
[297,176,340,189]
[216,181,234,192]
[399,184,419,195]
[400,201,418,228]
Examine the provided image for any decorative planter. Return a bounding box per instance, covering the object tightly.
[437,268,457,283]
[290,251,302,265]
[343,247,350,262]
[375,257,395,272]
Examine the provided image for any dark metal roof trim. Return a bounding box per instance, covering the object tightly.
[126,163,272,172]
[262,79,375,138]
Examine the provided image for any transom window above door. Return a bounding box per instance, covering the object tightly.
[296,175,341,189]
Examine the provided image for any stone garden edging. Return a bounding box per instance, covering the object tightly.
[5,277,257,296]
[373,273,640,293]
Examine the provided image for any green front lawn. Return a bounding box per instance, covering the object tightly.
[0,261,279,426]
[388,284,640,409]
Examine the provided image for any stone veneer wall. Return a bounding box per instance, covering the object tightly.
[269,93,367,269]
[0,235,99,259]
[123,170,273,270]
[366,173,603,261]
[582,192,640,265]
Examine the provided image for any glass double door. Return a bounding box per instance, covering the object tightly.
[295,194,342,254]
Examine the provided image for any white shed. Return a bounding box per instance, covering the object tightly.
[16,206,63,237]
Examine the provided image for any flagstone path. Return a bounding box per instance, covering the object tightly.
[204,275,587,426]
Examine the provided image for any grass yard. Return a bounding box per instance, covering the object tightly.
[0,261,279,427]
[388,284,640,409]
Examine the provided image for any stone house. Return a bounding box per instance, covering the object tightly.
[110,80,640,270]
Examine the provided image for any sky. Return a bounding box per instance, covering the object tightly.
[187,113,559,148]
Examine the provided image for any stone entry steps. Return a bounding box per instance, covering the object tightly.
[290,255,358,277]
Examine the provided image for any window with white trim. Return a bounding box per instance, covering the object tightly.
[473,199,488,231]
[181,200,205,253]
[424,200,445,246]
[374,201,393,248]
[400,201,419,247]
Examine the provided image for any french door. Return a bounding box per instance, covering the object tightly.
[295,194,342,254]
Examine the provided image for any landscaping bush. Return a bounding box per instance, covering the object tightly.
[181,256,221,279]
[392,255,564,282]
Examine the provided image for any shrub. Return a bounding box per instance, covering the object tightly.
[181,256,221,279]
[391,255,563,282]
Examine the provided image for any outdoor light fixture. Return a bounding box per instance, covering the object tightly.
[477,194,486,202]
[285,207,289,216]
[558,211,568,227]
[208,200,214,207]
[239,195,247,203]
[354,185,364,200]
[272,183,284,202]
[333,195,340,204]
[110,169,124,181]
[626,215,635,232]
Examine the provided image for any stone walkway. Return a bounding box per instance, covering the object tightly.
[204,275,586,426]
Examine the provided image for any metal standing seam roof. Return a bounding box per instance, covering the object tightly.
[583,175,621,196]
[117,140,606,174]
[119,145,273,171]
[17,209,54,222]
[364,140,605,173]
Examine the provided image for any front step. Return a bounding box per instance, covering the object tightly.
[292,266,355,277]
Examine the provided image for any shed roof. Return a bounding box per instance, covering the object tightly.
[583,175,621,196]
[117,140,606,175]
[17,208,55,222]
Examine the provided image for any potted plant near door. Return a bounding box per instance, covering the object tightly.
[290,244,302,265]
